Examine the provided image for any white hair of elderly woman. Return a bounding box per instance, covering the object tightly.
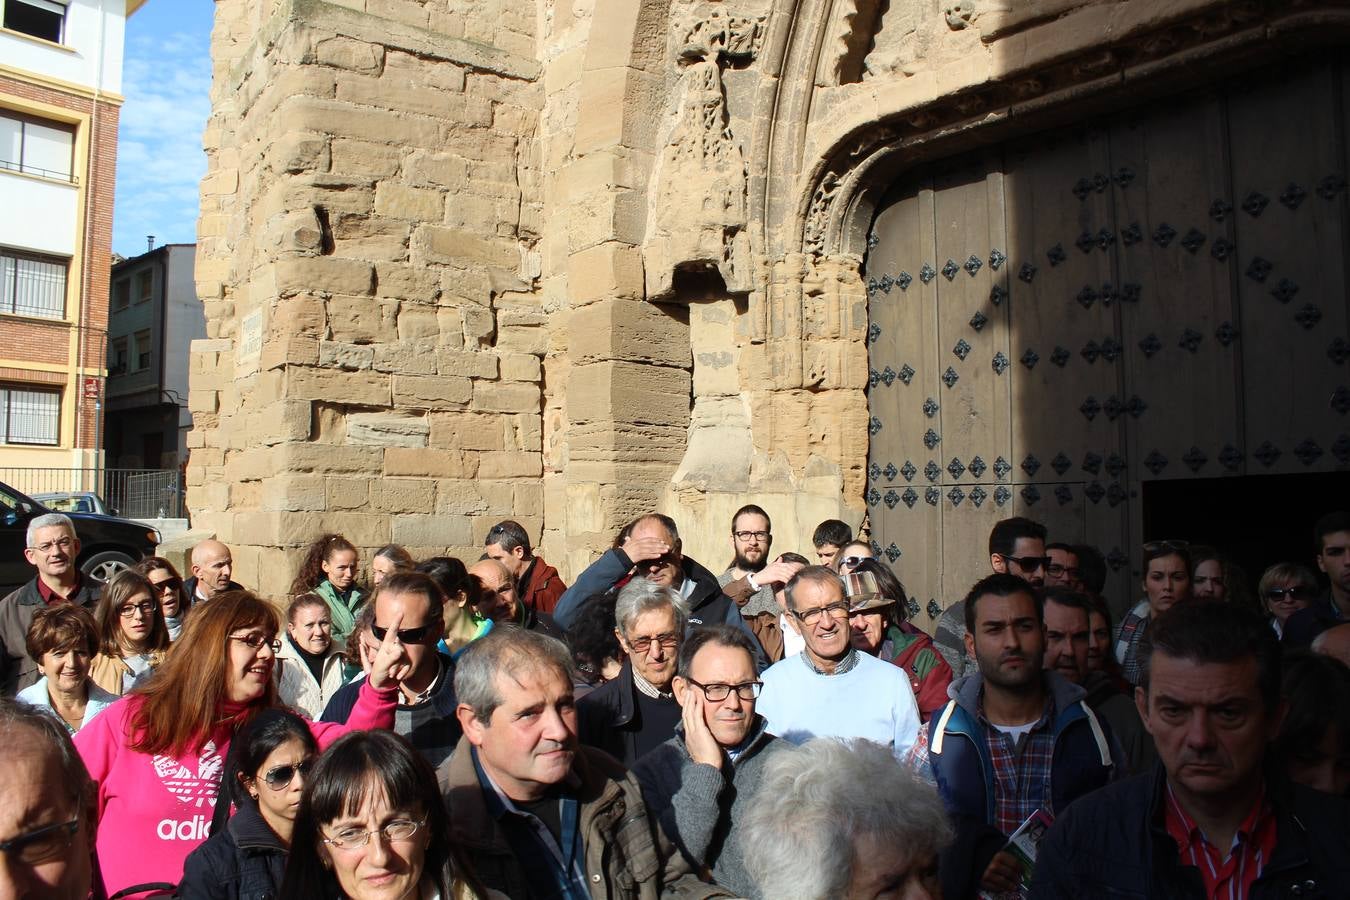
[741,737,952,899]
[613,577,688,638]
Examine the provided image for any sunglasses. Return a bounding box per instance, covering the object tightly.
[1263,586,1316,602]
[151,576,183,592]
[261,759,314,790]
[1001,554,1051,572]
[370,624,432,644]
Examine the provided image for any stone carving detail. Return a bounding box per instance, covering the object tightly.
[645,3,767,299]
[804,171,842,255]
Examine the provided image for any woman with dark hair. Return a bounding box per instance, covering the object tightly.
[290,534,365,647]
[134,556,193,640]
[280,730,498,900]
[18,604,117,732]
[1274,652,1350,796]
[416,557,492,658]
[90,569,170,695]
[844,558,952,720]
[180,710,319,899]
[275,593,347,718]
[371,544,414,587]
[568,592,625,697]
[1115,540,1193,685]
[74,590,407,896]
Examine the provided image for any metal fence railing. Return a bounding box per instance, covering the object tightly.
[0,467,185,519]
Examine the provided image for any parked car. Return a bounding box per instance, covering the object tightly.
[31,491,117,516]
[0,481,160,592]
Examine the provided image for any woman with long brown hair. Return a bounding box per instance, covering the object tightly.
[134,555,193,640]
[290,534,365,648]
[90,570,170,695]
[74,590,408,897]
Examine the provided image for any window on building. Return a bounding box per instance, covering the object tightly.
[112,278,130,310]
[110,337,128,375]
[2,0,66,44]
[134,269,152,303]
[0,249,67,319]
[0,109,74,181]
[133,329,151,372]
[0,385,60,445]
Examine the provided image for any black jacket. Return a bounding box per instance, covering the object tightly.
[182,577,246,603]
[1029,765,1350,899]
[321,653,461,767]
[1282,589,1345,647]
[179,805,287,900]
[577,660,680,766]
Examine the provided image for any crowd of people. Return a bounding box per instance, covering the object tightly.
[1,504,1348,900]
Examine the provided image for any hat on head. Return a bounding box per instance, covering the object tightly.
[841,570,894,612]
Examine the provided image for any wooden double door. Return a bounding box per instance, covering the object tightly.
[864,58,1350,623]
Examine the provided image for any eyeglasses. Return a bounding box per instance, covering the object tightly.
[230,633,281,653]
[1000,554,1052,573]
[30,537,74,554]
[323,819,425,850]
[792,600,852,625]
[839,555,869,571]
[1264,586,1316,602]
[0,818,79,864]
[686,678,762,701]
[261,759,314,790]
[370,624,431,644]
[1046,563,1081,578]
[119,600,158,618]
[627,632,679,654]
[732,530,771,542]
[151,577,182,593]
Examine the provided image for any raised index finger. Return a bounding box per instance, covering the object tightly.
[380,611,404,648]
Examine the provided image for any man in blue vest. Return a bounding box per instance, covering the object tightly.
[927,573,1120,898]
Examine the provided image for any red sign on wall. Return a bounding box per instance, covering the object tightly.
[83,377,100,400]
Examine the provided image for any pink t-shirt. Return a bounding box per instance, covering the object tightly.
[74,681,397,896]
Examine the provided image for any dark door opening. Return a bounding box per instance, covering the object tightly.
[1141,471,1350,600]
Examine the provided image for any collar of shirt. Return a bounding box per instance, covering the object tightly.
[802,646,859,676]
[37,575,82,605]
[1163,781,1277,898]
[677,576,696,602]
[632,666,674,700]
[401,656,443,707]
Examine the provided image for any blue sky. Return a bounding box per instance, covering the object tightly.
[111,1,214,258]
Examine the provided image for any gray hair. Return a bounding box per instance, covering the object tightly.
[0,697,92,808]
[742,738,952,899]
[614,577,688,639]
[26,513,76,548]
[783,565,843,611]
[454,625,574,722]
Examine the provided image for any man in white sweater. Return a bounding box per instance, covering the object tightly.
[757,566,921,760]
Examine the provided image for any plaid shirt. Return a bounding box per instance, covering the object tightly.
[981,700,1056,836]
[1114,600,1151,686]
[1164,784,1277,900]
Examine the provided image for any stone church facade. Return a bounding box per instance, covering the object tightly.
[190,0,1350,613]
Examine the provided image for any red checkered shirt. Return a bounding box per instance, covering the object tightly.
[981,700,1056,836]
[1164,784,1277,900]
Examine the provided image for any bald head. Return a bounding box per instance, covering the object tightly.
[1312,623,1350,668]
[469,558,518,623]
[190,540,233,599]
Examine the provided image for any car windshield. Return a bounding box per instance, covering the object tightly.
[38,496,90,513]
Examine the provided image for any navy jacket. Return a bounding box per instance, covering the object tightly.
[179,805,287,900]
[928,671,1120,899]
[320,653,461,766]
[1029,765,1350,899]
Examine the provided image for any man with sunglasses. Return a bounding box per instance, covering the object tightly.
[632,625,791,898]
[933,517,1049,681]
[321,572,461,767]
[0,697,97,900]
[757,566,921,760]
[577,578,689,765]
[2,514,101,697]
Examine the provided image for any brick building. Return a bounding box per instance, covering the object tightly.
[0,0,141,473]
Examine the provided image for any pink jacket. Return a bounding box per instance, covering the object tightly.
[74,681,397,896]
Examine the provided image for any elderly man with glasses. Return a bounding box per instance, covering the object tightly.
[756,566,921,760]
[632,625,791,898]
[2,514,101,697]
[577,578,690,765]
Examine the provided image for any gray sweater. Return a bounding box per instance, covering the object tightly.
[631,717,791,899]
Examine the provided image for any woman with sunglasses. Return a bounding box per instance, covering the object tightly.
[1114,540,1193,685]
[74,590,408,898]
[280,730,498,900]
[89,569,170,696]
[1258,562,1320,638]
[180,710,318,900]
[134,556,193,640]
